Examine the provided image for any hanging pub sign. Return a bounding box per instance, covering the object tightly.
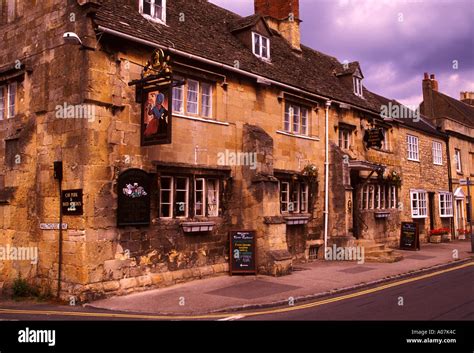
[399,222,420,250]
[363,128,384,149]
[117,169,151,227]
[229,231,257,275]
[61,189,83,215]
[128,49,175,146]
[141,86,172,146]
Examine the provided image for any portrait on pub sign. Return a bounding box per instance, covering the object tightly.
[141,86,172,146]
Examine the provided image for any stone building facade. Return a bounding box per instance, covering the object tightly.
[420,74,474,238]
[0,0,467,300]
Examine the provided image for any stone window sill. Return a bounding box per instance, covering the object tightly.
[174,113,229,126]
[276,130,320,141]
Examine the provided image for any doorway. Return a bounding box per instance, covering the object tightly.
[428,192,435,230]
[455,199,465,234]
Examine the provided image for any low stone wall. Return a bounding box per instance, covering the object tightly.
[76,262,229,302]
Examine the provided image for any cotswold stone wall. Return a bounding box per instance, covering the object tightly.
[0,0,93,295]
[398,128,450,241]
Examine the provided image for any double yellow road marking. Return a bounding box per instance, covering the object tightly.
[0,261,471,320]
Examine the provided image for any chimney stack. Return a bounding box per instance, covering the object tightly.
[421,73,436,119]
[255,0,301,51]
[429,74,438,91]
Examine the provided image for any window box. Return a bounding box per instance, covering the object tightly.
[181,221,215,233]
[374,211,390,219]
[284,215,310,225]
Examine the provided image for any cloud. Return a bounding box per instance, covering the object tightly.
[210,0,474,102]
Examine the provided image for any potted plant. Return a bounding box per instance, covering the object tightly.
[429,228,443,243]
[457,229,468,240]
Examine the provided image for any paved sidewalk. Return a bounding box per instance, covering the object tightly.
[87,240,473,315]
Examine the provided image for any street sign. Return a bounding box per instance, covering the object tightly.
[40,223,67,230]
[230,231,256,275]
[459,179,469,186]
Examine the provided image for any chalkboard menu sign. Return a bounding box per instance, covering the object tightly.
[400,222,420,250]
[117,169,151,227]
[230,231,256,275]
[61,189,83,215]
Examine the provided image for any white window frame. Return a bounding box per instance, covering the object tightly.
[172,76,184,114]
[284,102,309,136]
[186,79,199,115]
[139,0,166,24]
[194,178,205,217]
[201,82,213,118]
[300,183,309,213]
[206,178,219,217]
[160,176,173,218]
[432,141,443,165]
[389,185,397,209]
[439,192,453,217]
[454,149,462,173]
[174,177,189,218]
[407,134,419,161]
[280,182,290,213]
[0,85,5,121]
[353,76,363,97]
[252,32,270,60]
[410,190,427,218]
[8,82,16,119]
[338,129,351,149]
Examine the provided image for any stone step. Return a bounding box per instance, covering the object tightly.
[364,249,394,256]
[365,253,403,263]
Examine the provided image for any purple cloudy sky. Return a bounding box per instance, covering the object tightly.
[210,0,474,107]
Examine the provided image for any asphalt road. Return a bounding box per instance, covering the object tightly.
[242,265,474,320]
[0,264,472,321]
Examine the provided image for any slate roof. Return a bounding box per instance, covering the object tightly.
[431,90,474,128]
[370,92,445,137]
[93,0,383,112]
[91,0,449,138]
[228,14,263,33]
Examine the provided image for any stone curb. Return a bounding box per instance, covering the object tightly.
[85,256,473,317]
[207,257,474,315]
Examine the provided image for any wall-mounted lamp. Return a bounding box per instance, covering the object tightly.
[63,32,95,51]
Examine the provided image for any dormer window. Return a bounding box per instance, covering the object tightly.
[353,76,363,97]
[252,32,270,60]
[139,0,166,23]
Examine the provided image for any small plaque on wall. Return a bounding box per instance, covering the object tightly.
[117,169,151,227]
[61,189,83,216]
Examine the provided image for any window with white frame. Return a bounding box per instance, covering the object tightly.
[161,175,221,218]
[454,149,462,173]
[194,178,219,217]
[280,180,309,214]
[439,192,453,217]
[139,0,166,23]
[407,134,419,161]
[432,141,443,165]
[284,102,309,136]
[338,129,351,149]
[0,82,16,120]
[160,176,173,218]
[159,176,189,218]
[353,76,363,97]
[172,77,214,118]
[360,184,397,210]
[252,32,270,60]
[410,190,427,218]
